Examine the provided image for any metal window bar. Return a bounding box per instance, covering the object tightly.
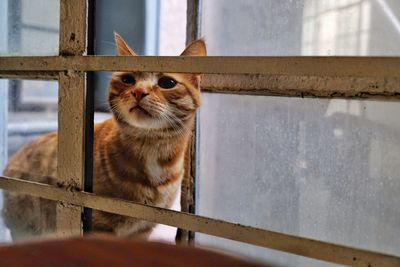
[1,56,400,77]
[0,0,400,266]
[0,175,399,267]
[177,0,202,245]
[1,71,400,99]
[56,0,87,237]
[83,0,96,233]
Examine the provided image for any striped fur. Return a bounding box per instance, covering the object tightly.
[2,34,206,240]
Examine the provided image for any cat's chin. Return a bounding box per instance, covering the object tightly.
[129,106,152,117]
[123,112,167,130]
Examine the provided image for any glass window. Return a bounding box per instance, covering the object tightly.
[197,93,400,266]
[0,79,59,242]
[201,0,400,55]
[197,1,400,264]
[0,0,60,242]
[0,0,60,110]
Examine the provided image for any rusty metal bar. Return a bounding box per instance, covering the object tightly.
[0,175,399,267]
[1,56,400,77]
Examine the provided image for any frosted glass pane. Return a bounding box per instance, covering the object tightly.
[201,0,400,55]
[197,93,400,266]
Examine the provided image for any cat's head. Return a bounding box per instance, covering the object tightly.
[109,33,206,132]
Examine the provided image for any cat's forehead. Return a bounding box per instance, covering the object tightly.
[133,72,157,80]
[114,71,157,79]
[134,72,183,80]
[114,71,186,83]
[112,71,156,82]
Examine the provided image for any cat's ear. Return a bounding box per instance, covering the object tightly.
[180,39,207,56]
[114,32,138,56]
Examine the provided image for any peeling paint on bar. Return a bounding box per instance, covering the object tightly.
[0,175,399,267]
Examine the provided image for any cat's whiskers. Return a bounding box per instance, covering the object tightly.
[109,101,124,122]
[146,101,190,137]
[148,106,183,134]
[162,108,191,133]
[158,113,186,138]
[108,98,190,140]
[168,107,193,123]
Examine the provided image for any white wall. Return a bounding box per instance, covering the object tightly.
[159,0,187,55]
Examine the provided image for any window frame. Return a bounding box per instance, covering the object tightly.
[0,0,400,266]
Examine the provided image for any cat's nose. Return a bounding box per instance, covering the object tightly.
[131,88,149,101]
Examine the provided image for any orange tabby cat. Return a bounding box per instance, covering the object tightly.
[2,33,206,240]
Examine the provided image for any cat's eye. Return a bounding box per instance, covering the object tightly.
[158,76,177,89]
[121,74,136,85]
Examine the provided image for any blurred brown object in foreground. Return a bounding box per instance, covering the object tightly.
[0,234,269,267]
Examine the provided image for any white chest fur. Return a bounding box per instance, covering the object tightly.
[146,156,164,184]
[145,153,184,185]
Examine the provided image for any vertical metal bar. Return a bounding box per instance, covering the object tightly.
[83,0,95,233]
[59,0,87,56]
[186,0,201,45]
[177,0,201,244]
[56,0,87,237]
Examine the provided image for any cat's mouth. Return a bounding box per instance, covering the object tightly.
[129,105,152,117]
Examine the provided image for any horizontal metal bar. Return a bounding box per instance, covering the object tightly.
[0,71,58,80]
[1,56,400,77]
[1,71,399,99]
[0,176,398,267]
[202,74,400,99]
